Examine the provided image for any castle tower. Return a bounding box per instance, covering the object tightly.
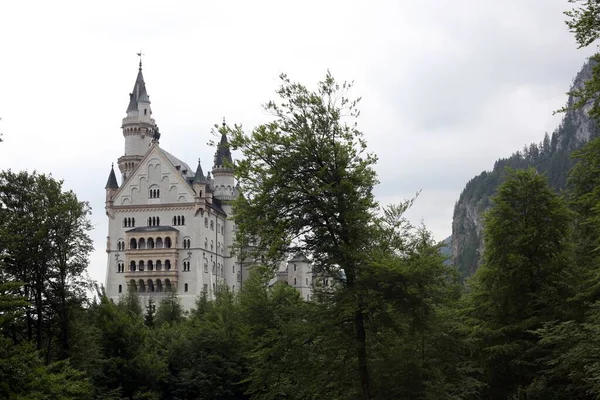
[212,119,235,200]
[117,59,157,182]
[105,163,119,213]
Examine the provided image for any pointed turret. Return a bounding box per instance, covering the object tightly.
[105,164,119,216]
[126,68,150,113]
[105,164,119,189]
[194,159,207,184]
[118,59,157,182]
[212,118,235,200]
[214,131,233,169]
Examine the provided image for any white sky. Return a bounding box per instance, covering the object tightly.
[0,0,595,285]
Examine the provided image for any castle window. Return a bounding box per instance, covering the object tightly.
[183,238,191,249]
[210,241,214,251]
[204,238,208,248]
[165,237,172,248]
[294,264,297,272]
[118,284,122,293]
[203,284,208,293]
[156,260,162,271]
[147,238,154,249]
[232,265,235,273]
[306,277,308,285]
[210,220,214,230]
[148,260,154,271]
[221,225,224,235]
[183,261,190,272]
[204,217,208,228]
[294,277,297,285]
[138,260,145,271]
[173,215,185,226]
[130,261,136,272]
[156,237,163,248]
[123,217,135,228]
[130,238,137,249]
[149,186,160,199]
[144,108,147,115]
[212,261,216,275]
[165,260,171,271]
[117,240,125,251]
[237,271,241,282]
[204,260,208,273]
[184,283,188,292]
[148,216,160,227]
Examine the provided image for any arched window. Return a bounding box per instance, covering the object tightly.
[165,279,172,292]
[232,265,235,273]
[204,217,208,228]
[129,238,137,249]
[156,260,162,271]
[156,279,163,292]
[165,237,172,248]
[130,279,137,292]
[212,261,216,275]
[148,260,154,271]
[210,220,214,230]
[204,260,208,272]
[149,185,160,199]
[165,260,171,271]
[130,261,136,272]
[210,240,214,251]
[184,283,188,292]
[138,238,146,250]
[139,260,145,271]
[147,238,154,249]
[138,279,146,292]
[204,238,208,248]
[156,237,163,248]
[118,284,122,293]
[294,277,297,285]
[147,279,154,292]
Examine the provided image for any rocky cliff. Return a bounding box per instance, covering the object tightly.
[451,61,598,278]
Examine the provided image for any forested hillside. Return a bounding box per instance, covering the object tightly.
[452,61,599,277]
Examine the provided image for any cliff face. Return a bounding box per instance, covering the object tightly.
[451,61,598,278]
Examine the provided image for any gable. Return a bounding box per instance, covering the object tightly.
[113,145,196,206]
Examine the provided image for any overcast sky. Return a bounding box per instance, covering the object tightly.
[0,0,595,284]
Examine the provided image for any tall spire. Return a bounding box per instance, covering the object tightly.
[105,163,119,189]
[214,118,232,168]
[194,159,207,183]
[126,57,150,113]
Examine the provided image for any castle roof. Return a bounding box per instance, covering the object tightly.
[214,131,232,168]
[126,67,150,113]
[193,159,207,183]
[105,165,119,189]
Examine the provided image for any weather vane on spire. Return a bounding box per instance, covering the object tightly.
[136,50,144,70]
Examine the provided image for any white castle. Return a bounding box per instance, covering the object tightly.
[104,62,313,309]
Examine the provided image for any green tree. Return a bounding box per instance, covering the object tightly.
[155,289,185,326]
[559,1,600,120]
[229,72,378,399]
[465,168,575,399]
[0,170,93,361]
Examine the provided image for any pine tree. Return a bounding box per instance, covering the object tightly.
[465,168,574,399]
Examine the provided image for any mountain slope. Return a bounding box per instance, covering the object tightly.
[452,61,598,277]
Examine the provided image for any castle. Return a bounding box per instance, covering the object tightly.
[104,61,312,309]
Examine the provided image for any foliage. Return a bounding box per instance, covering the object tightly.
[464,168,575,399]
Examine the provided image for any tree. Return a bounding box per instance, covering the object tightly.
[0,170,93,361]
[229,72,378,399]
[558,1,600,120]
[465,168,575,399]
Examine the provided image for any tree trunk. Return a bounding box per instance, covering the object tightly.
[355,309,372,400]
